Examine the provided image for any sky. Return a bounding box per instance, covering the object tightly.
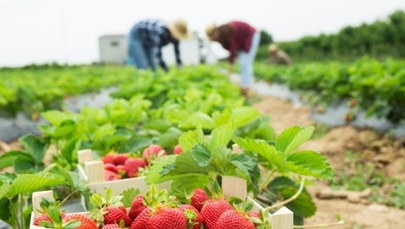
[0,0,404,67]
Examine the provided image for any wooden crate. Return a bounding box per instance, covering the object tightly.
[77,149,171,196]
[30,176,293,229]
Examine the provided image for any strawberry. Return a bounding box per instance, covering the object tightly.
[147,207,187,229]
[200,199,233,229]
[114,154,129,165]
[63,214,98,229]
[190,188,209,211]
[104,163,118,173]
[125,158,146,178]
[33,214,52,226]
[104,169,120,181]
[130,208,151,229]
[102,224,121,229]
[173,144,182,154]
[178,205,204,229]
[129,194,147,220]
[34,212,66,226]
[215,209,255,229]
[102,153,116,164]
[119,205,127,214]
[247,211,260,218]
[104,206,132,227]
[142,144,167,162]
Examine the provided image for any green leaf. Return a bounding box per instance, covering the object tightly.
[191,144,212,167]
[286,150,333,180]
[208,122,235,150]
[0,183,10,199]
[8,173,65,196]
[180,112,215,129]
[158,127,183,149]
[276,126,314,154]
[61,138,81,164]
[234,137,285,170]
[0,151,34,169]
[0,198,11,221]
[14,157,37,173]
[41,110,74,126]
[164,151,217,177]
[230,154,260,192]
[230,107,260,128]
[145,155,177,184]
[268,177,316,218]
[121,188,140,207]
[179,128,205,152]
[170,174,210,195]
[19,134,47,163]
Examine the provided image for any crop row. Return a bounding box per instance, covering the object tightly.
[254,58,405,123]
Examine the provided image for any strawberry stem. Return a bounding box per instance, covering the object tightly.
[265,176,305,210]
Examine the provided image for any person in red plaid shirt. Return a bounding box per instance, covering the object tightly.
[206,21,260,96]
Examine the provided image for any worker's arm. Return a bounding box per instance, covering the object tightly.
[173,40,182,67]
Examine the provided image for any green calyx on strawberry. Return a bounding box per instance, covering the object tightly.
[89,188,130,227]
[33,198,85,229]
[178,204,204,229]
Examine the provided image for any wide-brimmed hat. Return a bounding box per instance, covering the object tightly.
[168,19,189,40]
[269,43,278,52]
[205,23,217,40]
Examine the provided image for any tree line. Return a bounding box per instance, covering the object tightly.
[257,10,405,62]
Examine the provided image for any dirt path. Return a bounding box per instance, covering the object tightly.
[253,94,405,229]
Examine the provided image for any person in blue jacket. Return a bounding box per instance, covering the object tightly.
[128,19,189,71]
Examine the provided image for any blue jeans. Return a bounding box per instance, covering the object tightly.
[239,31,260,88]
[128,26,156,71]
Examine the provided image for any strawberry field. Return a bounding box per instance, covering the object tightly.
[0,63,404,228]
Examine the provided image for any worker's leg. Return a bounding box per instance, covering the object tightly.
[128,26,149,69]
[144,47,157,72]
[239,31,261,94]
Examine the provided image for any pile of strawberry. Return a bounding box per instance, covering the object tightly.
[101,144,182,181]
[33,187,264,229]
[127,188,263,229]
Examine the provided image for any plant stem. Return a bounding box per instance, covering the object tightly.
[293,220,345,228]
[259,170,275,192]
[59,190,78,207]
[20,194,24,229]
[265,176,305,210]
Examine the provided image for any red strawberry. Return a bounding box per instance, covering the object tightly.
[200,199,233,229]
[129,194,147,220]
[63,214,98,229]
[247,211,260,218]
[142,144,167,162]
[33,214,51,226]
[215,209,255,229]
[102,153,116,164]
[148,207,187,229]
[173,144,182,154]
[119,205,127,214]
[102,224,121,229]
[130,208,151,229]
[190,188,209,211]
[178,205,204,229]
[104,170,120,181]
[104,206,132,227]
[125,158,146,178]
[114,154,129,165]
[115,164,126,177]
[104,163,118,173]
